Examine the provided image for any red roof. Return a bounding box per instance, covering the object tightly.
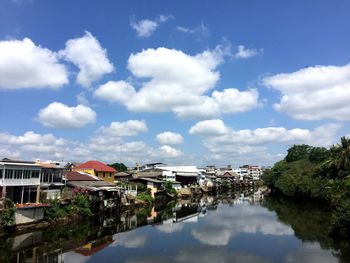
[75,160,116,172]
[65,171,99,181]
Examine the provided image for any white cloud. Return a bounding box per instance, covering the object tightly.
[156,132,183,145]
[37,102,96,128]
[158,145,183,158]
[96,120,148,137]
[189,119,341,165]
[189,119,229,136]
[263,63,350,121]
[177,22,209,37]
[59,31,113,88]
[234,45,259,59]
[95,46,259,119]
[94,80,136,104]
[0,38,68,89]
[130,15,173,37]
[0,129,153,164]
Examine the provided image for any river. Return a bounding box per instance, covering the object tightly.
[1,189,349,263]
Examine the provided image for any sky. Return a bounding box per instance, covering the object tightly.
[1,0,350,167]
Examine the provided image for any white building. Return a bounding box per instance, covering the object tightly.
[0,159,41,204]
[158,166,199,186]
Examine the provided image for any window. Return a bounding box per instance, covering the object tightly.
[0,169,2,179]
[14,169,22,179]
[32,171,40,178]
[5,169,13,179]
[23,170,31,179]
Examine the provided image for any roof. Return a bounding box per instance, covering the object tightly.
[137,178,164,183]
[67,180,115,191]
[158,166,199,173]
[115,171,131,177]
[65,171,100,181]
[134,171,163,178]
[75,160,116,172]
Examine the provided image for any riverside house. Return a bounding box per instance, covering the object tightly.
[0,158,41,204]
[73,160,116,184]
[39,161,65,200]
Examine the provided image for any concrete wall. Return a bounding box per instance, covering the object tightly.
[15,207,44,225]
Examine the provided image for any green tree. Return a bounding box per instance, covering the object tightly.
[285,144,312,162]
[108,162,127,172]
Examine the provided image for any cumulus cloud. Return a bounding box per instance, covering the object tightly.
[94,80,136,104]
[37,102,96,129]
[189,119,341,165]
[130,14,173,37]
[0,38,68,89]
[95,46,258,119]
[158,145,183,158]
[59,31,113,88]
[263,63,350,121]
[234,45,260,59]
[156,132,183,145]
[189,119,229,136]
[0,129,151,164]
[96,120,148,137]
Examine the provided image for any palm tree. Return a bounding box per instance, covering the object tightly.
[338,136,350,171]
[324,137,350,179]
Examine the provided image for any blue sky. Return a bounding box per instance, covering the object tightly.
[1,0,350,166]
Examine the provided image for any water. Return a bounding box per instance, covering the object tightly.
[1,189,349,263]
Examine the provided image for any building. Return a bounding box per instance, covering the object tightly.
[247,165,263,180]
[65,171,120,212]
[0,158,41,204]
[39,161,66,199]
[73,160,116,184]
[158,166,199,186]
[114,171,132,183]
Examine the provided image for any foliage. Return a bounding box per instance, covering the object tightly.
[45,193,92,220]
[72,193,92,217]
[285,144,312,162]
[108,162,127,172]
[0,199,15,229]
[262,136,350,238]
[136,182,146,193]
[164,181,177,196]
[136,191,154,204]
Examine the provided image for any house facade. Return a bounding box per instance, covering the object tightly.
[73,160,116,184]
[39,161,65,199]
[159,166,199,186]
[0,159,41,204]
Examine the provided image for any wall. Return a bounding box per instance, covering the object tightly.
[15,207,44,225]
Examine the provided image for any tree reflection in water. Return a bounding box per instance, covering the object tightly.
[0,190,349,263]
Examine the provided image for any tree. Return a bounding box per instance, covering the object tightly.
[285,144,312,162]
[309,147,330,163]
[323,137,350,179]
[108,163,127,172]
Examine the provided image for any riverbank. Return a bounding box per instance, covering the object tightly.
[262,138,350,239]
[1,190,349,263]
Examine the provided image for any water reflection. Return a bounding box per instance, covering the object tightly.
[0,189,349,263]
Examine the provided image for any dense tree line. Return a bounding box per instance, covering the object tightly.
[262,137,350,238]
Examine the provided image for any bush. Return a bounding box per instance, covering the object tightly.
[45,193,92,220]
[136,192,154,204]
[164,181,177,196]
[0,199,15,229]
[45,199,67,220]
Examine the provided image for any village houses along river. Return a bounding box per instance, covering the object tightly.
[1,189,349,263]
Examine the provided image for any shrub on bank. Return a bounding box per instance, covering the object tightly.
[136,190,154,204]
[0,199,16,230]
[262,137,350,239]
[45,193,92,220]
